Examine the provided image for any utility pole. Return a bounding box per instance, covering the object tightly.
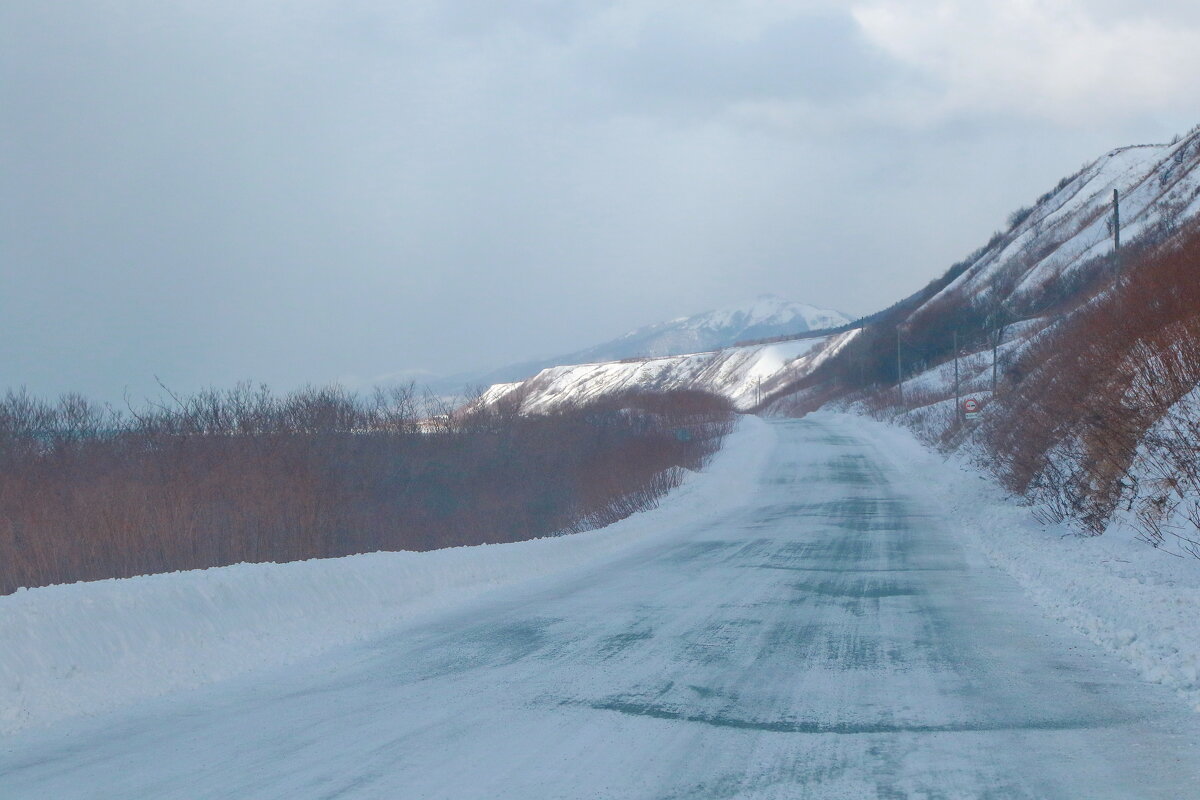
[1111,188,1123,277]
[896,332,904,406]
[1112,188,1121,253]
[992,331,998,394]
[991,321,1005,395]
[954,330,960,422]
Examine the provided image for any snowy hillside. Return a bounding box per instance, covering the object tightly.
[914,128,1200,318]
[761,125,1200,423]
[481,329,859,413]
[435,295,849,394]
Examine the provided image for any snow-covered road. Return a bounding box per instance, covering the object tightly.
[5,417,1200,799]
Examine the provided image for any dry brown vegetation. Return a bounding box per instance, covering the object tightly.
[981,223,1200,542]
[0,385,734,594]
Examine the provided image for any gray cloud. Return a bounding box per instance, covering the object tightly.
[2,1,1198,402]
[577,10,897,114]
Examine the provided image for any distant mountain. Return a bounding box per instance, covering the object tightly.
[432,295,850,394]
[569,294,850,361]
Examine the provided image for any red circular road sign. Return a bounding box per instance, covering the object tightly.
[963,398,980,413]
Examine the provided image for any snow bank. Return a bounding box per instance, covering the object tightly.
[0,417,776,736]
[1120,384,1200,556]
[817,411,1200,713]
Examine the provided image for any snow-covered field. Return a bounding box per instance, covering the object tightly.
[0,417,775,737]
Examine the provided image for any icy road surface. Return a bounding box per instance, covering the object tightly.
[5,417,1200,799]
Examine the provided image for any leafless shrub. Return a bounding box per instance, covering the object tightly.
[0,385,735,593]
[980,222,1200,539]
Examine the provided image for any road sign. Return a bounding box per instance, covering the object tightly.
[963,398,980,421]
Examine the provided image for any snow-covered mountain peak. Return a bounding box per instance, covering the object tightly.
[686,294,846,333]
[620,294,849,345]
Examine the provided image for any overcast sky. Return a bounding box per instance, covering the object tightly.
[4,1,1200,402]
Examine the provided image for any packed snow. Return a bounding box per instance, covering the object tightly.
[842,411,1200,712]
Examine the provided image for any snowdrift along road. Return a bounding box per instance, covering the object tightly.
[0,417,775,737]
